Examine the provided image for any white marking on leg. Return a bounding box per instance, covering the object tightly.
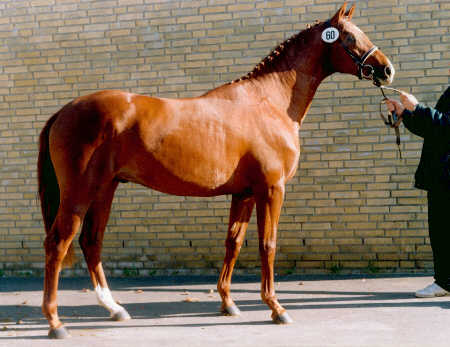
[95,284,125,316]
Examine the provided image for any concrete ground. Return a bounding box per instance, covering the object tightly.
[0,274,449,347]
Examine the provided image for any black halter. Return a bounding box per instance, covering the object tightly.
[341,44,379,81]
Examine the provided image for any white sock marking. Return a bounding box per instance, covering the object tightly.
[95,284,124,316]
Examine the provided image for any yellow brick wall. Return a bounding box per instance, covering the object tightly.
[0,0,449,276]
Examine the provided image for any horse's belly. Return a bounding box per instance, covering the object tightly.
[119,130,248,196]
[127,156,242,197]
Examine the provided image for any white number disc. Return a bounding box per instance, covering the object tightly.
[321,27,339,43]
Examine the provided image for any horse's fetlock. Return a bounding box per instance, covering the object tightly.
[42,301,57,317]
[261,292,277,305]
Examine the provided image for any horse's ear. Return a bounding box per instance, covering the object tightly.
[345,4,355,20]
[330,2,347,25]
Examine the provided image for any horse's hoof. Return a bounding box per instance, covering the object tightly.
[272,312,293,325]
[221,304,241,316]
[48,326,71,339]
[112,308,131,321]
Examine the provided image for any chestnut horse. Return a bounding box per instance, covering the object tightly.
[38,4,394,338]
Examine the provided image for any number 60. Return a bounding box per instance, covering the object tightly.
[326,31,335,40]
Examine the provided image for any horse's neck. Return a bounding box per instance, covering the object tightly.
[251,45,329,124]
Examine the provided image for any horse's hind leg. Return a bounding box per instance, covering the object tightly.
[42,200,90,339]
[79,181,131,321]
[217,193,255,316]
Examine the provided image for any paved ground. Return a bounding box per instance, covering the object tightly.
[0,274,449,347]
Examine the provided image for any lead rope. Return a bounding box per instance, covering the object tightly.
[378,86,404,159]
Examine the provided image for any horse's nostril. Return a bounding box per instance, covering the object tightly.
[385,66,392,77]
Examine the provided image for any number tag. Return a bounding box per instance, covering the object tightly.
[321,27,339,43]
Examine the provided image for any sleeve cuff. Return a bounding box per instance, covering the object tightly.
[402,103,425,118]
[401,108,413,119]
[413,103,426,114]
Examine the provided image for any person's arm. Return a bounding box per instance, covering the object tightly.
[385,92,450,138]
[405,103,450,138]
[385,94,425,137]
[401,107,426,138]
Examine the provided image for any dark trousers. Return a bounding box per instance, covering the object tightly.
[428,190,450,291]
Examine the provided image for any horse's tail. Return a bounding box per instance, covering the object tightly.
[38,112,75,268]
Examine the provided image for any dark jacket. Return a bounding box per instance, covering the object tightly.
[402,86,450,192]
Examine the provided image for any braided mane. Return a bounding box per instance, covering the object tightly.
[230,20,324,84]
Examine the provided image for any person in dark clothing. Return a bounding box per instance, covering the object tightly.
[386,86,450,297]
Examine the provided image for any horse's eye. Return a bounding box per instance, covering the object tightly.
[345,34,356,46]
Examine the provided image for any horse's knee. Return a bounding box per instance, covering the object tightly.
[225,229,245,254]
[259,241,276,257]
[225,236,242,253]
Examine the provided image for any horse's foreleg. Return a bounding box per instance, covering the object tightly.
[256,184,293,324]
[42,207,85,339]
[79,181,130,321]
[217,193,255,316]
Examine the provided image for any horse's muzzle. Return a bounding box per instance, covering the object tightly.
[376,62,395,86]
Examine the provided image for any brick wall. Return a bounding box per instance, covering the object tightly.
[0,0,449,276]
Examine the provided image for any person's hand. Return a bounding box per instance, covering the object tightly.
[385,98,405,115]
[399,92,419,111]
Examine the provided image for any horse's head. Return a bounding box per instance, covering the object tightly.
[324,3,394,86]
